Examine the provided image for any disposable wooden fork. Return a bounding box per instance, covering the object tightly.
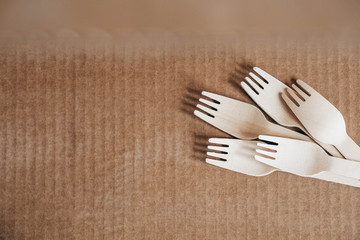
[255,135,360,179]
[206,137,360,188]
[193,91,310,141]
[282,80,360,161]
[206,138,276,176]
[241,67,342,158]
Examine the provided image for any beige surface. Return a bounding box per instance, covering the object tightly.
[0,36,359,239]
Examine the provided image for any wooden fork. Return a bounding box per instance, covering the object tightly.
[282,79,360,160]
[255,135,360,179]
[241,67,342,158]
[193,91,310,141]
[205,137,360,188]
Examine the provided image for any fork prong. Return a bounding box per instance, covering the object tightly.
[291,84,308,100]
[249,72,265,87]
[241,81,258,98]
[206,158,227,168]
[281,89,300,109]
[286,88,303,105]
[253,67,276,84]
[257,142,277,151]
[258,135,279,143]
[256,149,276,159]
[296,80,315,95]
[281,92,298,110]
[209,138,233,145]
[196,104,217,116]
[194,110,216,124]
[245,77,262,93]
[199,98,219,109]
[254,155,279,168]
[207,151,227,159]
[201,91,225,103]
[208,145,228,152]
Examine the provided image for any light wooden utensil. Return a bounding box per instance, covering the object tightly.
[255,135,360,179]
[241,67,342,157]
[206,138,276,176]
[194,91,310,141]
[206,137,360,188]
[282,79,360,161]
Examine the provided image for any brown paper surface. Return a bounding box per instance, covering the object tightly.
[0,35,359,239]
[1,1,360,239]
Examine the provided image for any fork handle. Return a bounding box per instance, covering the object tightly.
[266,122,312,142]
[334,134,360,161]
[326,156,360,179]
[297,125,343,158]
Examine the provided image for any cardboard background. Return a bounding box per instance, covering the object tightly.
[0,35,359,239]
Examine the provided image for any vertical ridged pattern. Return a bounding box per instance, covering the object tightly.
[2,44,10,238]
[122,41,133,239]
[4,44,16,239]
[85,41,95,239]
[73,41,84,240]
[113,42,125,240]
[0,36,360,240]
[166,41,177,240]
[103,43,115,240]
[32,44,40,239]
[13,44,22,239]
[93,42,105,239]
[142,41,155,240]
[0,46,7,239]
[23,42,31,238]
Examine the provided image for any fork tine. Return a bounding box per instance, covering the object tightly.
[257,142,277,151]
[296,80,315,95]
[281,92,298,111]
[206,158,227,168]
[196,104,217,116]
[244,77,262,93]
[286,88,302,104]
[249,72,265,87]
[254,155,279,168]
[208,145,228,152]
[201,91,226,103]
[209,138,233,145]
[291,84,308,100]
[241,81,258,98]
[256,149,276,159]
[207,151,227,159]
[199,98,219,109]
[253,67,276,84]
[194,110,216,124]
[258,135,279,143]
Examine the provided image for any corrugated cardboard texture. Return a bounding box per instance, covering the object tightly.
[0,36,359,239]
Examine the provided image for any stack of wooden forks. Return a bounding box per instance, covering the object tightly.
[194,67,360,188]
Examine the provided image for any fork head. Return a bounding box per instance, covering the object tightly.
[193,91,272,139]
[254,135,281,165]
[240,67,302,129]
[281,80,315,107]
[241,67,284,95]
[282,80,346,144]
[254,135,323,176]
[206,138,276,176]
[193,91,237,137]
[193,91,224,120]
